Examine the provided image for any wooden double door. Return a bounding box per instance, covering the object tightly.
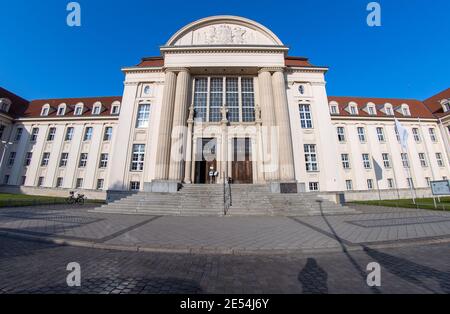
[231,138,253,184]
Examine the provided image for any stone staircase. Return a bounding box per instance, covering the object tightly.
[92,184,355,217]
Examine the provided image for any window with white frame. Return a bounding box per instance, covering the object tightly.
[47,127,56,141]
[385,106,393,116]
[382,153,391,168]
[136,104,151,128]
[59,153,69,167]
[14,128,23,142]
[337,127,346,142]
[57,105,66,116]
[341,154,350,169]
[362,154,372,169]
[395,127,400,142]
[304,144,318,172]
[130,181,141,191]
[418,153,427,167]
[357,127,366,142]
[83,127,93,141]
[412,128,421,142]
[76,178,84,189]
[368,106,376,115]
[299,104,313,129]
[436,153,444,167]
[346,180,353,191]
[429,128,437,142]
[74,104,83,116]
[37,176,44,187]
[111,103,120,115]
[65,127,74,141]
[103,127,113,141]
[78,153,88,168]
[24,152,33,166]
[30,128,39,142]
[99,153,109,168]
[41,153,50,166]
[330,104,338,115]
[350,105,358,115]
[425,177,431,187]
[376,127,385,142]
[407,177,414,188]
[131,144,145,171]
[401,153,410,168]
[41,105,50,116]
[97,179,104,190]
[8,152,16,166]
[21,176,26,186]
[402,106,411,116]
[3,175,10,185]
[309,182,319,191]
[92,103,101,115]
[226,78,239,122]
[241,78,255,122]
[209,77,223,122]
[387,178,395,188]
[56,177,64,188]
[367,179,374,190]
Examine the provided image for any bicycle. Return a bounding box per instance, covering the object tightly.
[66,191,86,205]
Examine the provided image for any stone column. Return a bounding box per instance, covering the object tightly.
[153,69,177,181]
[183,106,195,184]
[169,69,191,182]
[258,69,279,182]
[272,69,296,181]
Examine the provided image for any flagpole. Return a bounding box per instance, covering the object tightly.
[401,145,417,204]
[395,118,416,205]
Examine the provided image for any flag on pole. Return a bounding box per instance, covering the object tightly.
[395,119,409,149]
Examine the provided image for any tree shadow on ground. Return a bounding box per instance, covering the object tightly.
[298,258,328,294]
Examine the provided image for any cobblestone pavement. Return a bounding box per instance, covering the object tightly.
[0,237,449,294]
[0,205,449,253]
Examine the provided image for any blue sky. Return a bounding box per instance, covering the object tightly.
[0,0,448,101]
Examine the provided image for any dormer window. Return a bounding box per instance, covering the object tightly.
[0,98,12,112]
[92,102,102,115]
[401,104,411,116]
[329,101,339,115]
[41,104,50,116]
[74,103,84,116]
[442,100,450,112]
[57,103,66,116]
[348,102,358,115]
[383,103,394,116]
[111,101,121,115]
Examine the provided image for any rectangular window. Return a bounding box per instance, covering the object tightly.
[37,176,44,187]
[92,106,101,115]
[41,152,50,166]
[346,180,353,191]
[357,127,366,142]
[367,179,374,190]
[412,128,421,142]
[429,128,437,142]
[436,153,444,167]
[350,106,357,115]
[24,152,33,166]
[304,144,318,172]
[395,127,400,142]
[59,153,69,167]
[75,106,83,116]
[21,176,26,186]
[299,104,313,129]
[56,177,64,188]
[362,154,372,169]
[47,127,56,141]
[99,153,109,168]
[0,124,5,140]
[30,128,39,142]
[425,177,431,187]
[337,127,346,142]
[226,78,239,122]
[65,127,74,141]
[84,127,93,141]
[136,104,151,128]
[341,154,350,169]
[57,107,65,116]
[387,178,394,188]
[103,127,113,141]
[382,153,391,168]
[130,181,141,191]
[79,153,88,168]
[401,153,410,168]
[3,175,10,185]
[407,177,414,188]
[8,152,16,166]
[111,105,120,115]
[241,78,255,122]
[14,128,23,142]
[131,144,145,171]
[418,153,427,167]
[330,105,338,115]
[76,178,84,189]
[209,77,223,122]
[96,179,104,190]
[376,127,385,142]
[309,182,319,191]
[193,78,208,122]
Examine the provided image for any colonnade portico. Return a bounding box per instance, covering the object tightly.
[148,65,297,193]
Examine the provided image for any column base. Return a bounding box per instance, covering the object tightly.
[269,182,299,194]
[144,180,181,193]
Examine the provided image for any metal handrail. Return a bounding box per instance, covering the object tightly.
[223,173,232,216]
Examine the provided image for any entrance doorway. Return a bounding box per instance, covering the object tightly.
[194,138,217,184]
[231,138,253,184]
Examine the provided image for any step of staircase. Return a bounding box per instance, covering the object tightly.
[91,184,355,216]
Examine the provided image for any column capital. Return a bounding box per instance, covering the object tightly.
[258,67,286,74]
[164,67,190,74]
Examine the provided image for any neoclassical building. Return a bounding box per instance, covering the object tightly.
[0,16,449,199]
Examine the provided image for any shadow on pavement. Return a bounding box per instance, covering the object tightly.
[298,258,328,294]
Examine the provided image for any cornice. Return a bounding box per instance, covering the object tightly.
[122,67,164,74]
[286,67,329,74]
[330,115,438,123]
[15,116,120,123]
[161,45,288,55]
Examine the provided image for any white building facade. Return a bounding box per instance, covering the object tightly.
[0,16,449,199]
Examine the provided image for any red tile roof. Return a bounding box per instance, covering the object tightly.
[24,96,122,118]
[328,96,435,119]
[0,87,29,118]
[423,88,450,118]
[137,57,165,67]
[285,56,315,67]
